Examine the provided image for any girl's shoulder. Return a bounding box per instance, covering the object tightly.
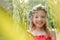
[27,30,35,36]
[49,29,56,36]
[49,29,56,40]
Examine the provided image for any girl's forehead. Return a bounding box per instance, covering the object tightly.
[33,10,46,16]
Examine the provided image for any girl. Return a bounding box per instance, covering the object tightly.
[28,4,56,40]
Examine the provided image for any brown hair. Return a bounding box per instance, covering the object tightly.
[29,4,47,18]
[29,4,50,36]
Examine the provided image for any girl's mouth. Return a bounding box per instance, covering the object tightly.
[36,22,43,25]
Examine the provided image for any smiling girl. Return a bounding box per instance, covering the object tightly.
[28,4,56,40]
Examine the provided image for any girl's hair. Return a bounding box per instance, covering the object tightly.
[29,4,50,36]
[29,4,47,18]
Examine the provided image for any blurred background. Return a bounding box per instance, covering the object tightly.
[0,0,60,40]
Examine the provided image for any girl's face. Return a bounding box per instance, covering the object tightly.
[32,10,46,28]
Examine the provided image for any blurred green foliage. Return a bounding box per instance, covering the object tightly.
[0,0,60,40]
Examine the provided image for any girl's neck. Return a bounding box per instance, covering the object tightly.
[35,27,44,32]
[31,27,46,36]
[31,29,46,36]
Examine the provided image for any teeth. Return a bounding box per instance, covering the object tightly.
[37,22,42,24]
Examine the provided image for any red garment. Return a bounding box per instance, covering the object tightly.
[35,35,51,40]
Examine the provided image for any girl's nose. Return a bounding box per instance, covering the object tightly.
[38,17,42,21]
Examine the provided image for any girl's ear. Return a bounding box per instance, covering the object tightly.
[45,18,48,22]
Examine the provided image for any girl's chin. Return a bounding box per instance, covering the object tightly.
[36,24,43,27]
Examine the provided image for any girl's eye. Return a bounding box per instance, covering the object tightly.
[35,16,39,18]
[41,16,45,18]
[35,16,46,18]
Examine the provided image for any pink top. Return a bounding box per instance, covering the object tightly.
[35,35,51,40]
